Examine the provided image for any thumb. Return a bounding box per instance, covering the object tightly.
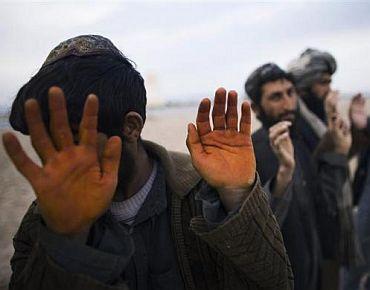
[186,123,204,157]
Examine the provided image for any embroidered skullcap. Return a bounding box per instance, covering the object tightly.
[42,35,123,67]
[287,48,337,91]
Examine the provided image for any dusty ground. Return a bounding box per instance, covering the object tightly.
[0,99,367,289]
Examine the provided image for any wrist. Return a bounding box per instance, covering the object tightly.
[334,145,350,155]
[334,149,349,155]
[277,165,294,183]
[46,222,92,243]
[216,176,256,212]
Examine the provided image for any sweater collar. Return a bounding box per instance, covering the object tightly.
[142,140,201,198]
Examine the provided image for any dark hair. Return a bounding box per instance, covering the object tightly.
[9,54,146,137]
[244,63,295,105]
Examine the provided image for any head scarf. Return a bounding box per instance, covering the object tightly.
[287,48,337,92]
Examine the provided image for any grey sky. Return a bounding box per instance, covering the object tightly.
[0,1,370,106]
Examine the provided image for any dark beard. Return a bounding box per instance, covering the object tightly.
[301,92,326,123]
[258,109,298,132]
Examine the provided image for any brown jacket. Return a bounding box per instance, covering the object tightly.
[10,141,293,290]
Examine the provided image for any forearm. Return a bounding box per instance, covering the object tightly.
[10,242,130,290]
[272,168,293,198]
[10,202,133,290]
[191,178,294,290]
[264,176,293,227]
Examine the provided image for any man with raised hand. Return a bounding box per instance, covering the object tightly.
[245,63,353,290]
[342,94,370,290]
[287,48,337,143]
[4,35,292,290]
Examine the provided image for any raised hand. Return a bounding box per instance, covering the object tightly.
[328,114,352,155]
[349,93,367,130]
[186,88,256,210]
[324,90,339,120]
[268,121,295,197]
[2,87,122,235]
[269,121,295,171]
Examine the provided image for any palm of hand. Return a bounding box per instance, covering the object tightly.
[324,90,339,118]
[2,87,121,234]
[350,94,367,130]
[351,106,367,129]
[278,138,294,167]
[329,116,351,154]
[37,147,115,233]
[268,121,295,170]
[187,88,256,190]
[195,130,255,188]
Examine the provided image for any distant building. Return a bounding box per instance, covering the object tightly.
[145,73,165,108]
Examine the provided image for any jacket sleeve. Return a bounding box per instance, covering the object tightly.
[263,178,293,227]
[350,117,370,156]
[189,177,294,290]
[315,152,362,265]
[9,202,132,290]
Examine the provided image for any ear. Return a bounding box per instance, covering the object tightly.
[251,103,261,118]
[122,111,144,143]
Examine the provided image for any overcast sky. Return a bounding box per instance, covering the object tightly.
[0,1,370,107]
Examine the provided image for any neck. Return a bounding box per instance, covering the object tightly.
[114,144,153,201]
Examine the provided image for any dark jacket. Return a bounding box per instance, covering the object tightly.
[352,117,370,205]
[252,122,348,290]
[9,141,293,290]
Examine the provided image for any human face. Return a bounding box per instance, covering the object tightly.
[311,73,332,99]
[258,79,298,127]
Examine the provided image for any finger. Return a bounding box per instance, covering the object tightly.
[358,93,366,105]
[226,90,238,130]
[240,101,252,135]
[328,113,338,130]
[48,87,74,150]
[274,132,290,148]
[269,121,291,134]
[212,88,227,130]
[352,93,362,103]
[186,123,205,157]
[278,147,294,165]
[342,120,350,134]
[196,98,211,136]
[269,122,291,141]
[101,136,122,179]
[79,94,99,148]
[2,132,42,184]
[25,99,56,163]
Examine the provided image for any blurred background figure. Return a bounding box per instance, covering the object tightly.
[342,94,370,290]
[287,48,337,150]
[288,48,365,289]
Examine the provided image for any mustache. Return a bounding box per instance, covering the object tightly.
[278,110,296,119]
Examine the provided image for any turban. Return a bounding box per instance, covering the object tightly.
[287,48,336,91]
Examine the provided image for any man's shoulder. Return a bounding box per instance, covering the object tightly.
[14,201,42,242]
[143,140,201,198]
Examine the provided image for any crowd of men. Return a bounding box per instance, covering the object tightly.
[2,35,370,290]
[246,50,370,290]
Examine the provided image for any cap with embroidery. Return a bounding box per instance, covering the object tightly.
[42,35,122,67]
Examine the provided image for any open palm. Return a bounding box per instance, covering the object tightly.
[186,88,256,190]
[2,87,121,235]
